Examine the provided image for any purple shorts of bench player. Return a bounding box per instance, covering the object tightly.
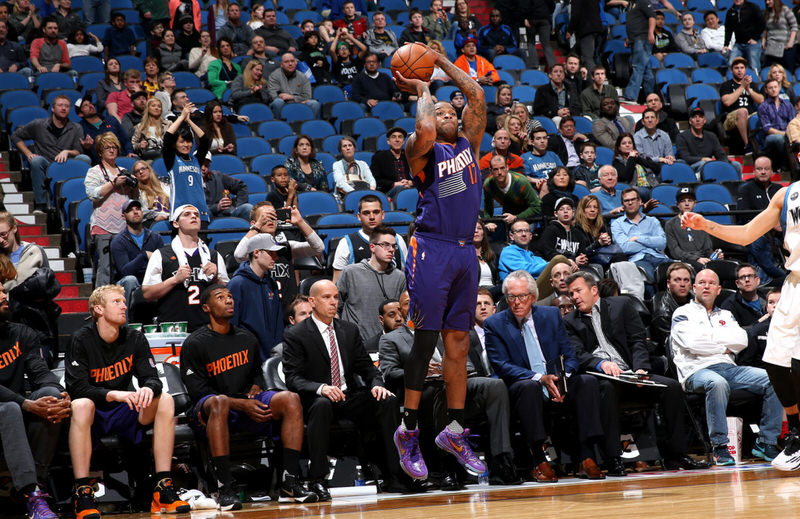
[405,231,479,332]
[189,391,280,440]
[92,401,149,445]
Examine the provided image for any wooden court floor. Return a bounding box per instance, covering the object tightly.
[109,463,800,519]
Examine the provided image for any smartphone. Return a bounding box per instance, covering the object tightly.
[275,208,291,222]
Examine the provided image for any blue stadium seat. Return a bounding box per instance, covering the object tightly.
[278,135,297,156]
[236,137,271,159]
[152,158,168,177]
[241,103,274,124]
[382,210,414,235]
[574,116,593,135]
[394,188,419,213]
[656,69,689,96]
[278,0,306,11]
[206,217,249,249]
[696,183,734,206]
[701,161,741,183]
[280,103,314,123]
[0,73,30,91]
[314,84,346,105]
[72,198,93,251]
[482,85,497,103]
[692,68,724,84]
[35,73,75,96]
[512,86,536,103]
[316,152,336,172]
[298,191,340,216]
[685,84,719,108]
[493,54,526,72]
[318,213,360,253]
[301,120,336,140]
[8,107,49,132]
[232,123,251,137]
[323,135,348,155]
[353,118,387,139]
[58,177,88,221]
[257,120,293,143]
[210,154,247,174]
[663,53,695,69]
[371,101,404,120]
[647,204,674,222]
[71,56,104,73]
[533,117,557,134]
[497,70,515,86]
[173,71,202,89]
[45,89,82,108]
[232,173,268,193]
[79,72,105,93]
[434,85,459,100]
[331,102,365,131]
[283,23,303,39]
[355,151,373,163]
[252,154,288,177]
[185,88,216,105]
[521,69,549,87]
[661,163,698,184]
[480,133,493,154]
[697,52,728,69]
[343,190,390,212]
[572,184,590,199]
[394,117,416,134]
[48,160,91,199]
[293,10,322,23]
[1,90,41,124]
[686,0,715,10]
[115,157,137,171]
[116,55,144,72]
[651,185,679,207]
[595,146,614,165]
[694,200,732,224]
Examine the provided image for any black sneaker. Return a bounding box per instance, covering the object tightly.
[278,474,318,503]
[217,486,242,511]
[151,478,190,514]
[74,485,101,519]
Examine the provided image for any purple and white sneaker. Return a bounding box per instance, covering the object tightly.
[435,427,487,476]
[26,490,58,519]
[393,426,428,480]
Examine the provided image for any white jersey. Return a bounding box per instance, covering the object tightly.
[780,181,800,272]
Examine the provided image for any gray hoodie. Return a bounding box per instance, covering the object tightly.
[336,259,407,340]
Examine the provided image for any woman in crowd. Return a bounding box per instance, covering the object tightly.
[230,60,270,110]
[211,0,228,30]
[84,132,140,286]
[332,136,375,197]
[612,132,659,199]
[188,30,218,79]
[142,57,161,97]
[208,38,242,100]
[513,102,537,138]
[575,194,618,264]
[132,160,171,224]
[474,220,499,294]
[540,166,579,217]
[10,0,40,42]
[248,2,266,30]
[202,99,237,155]
[155,28,186,72]
[66,28,103,57]
[132,98,170,160]
[428,40,451,90]
[284,135,329,191]
[505,114,528,154]
[447,0,480,38]
[762,0,798,68]
[0,211,48,291]
[761,63,796,103]
[95,57,123,113]
[487,84,514,131]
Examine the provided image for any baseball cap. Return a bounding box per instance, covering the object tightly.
[689,107,705,118]
[130,90,147,102]
[122,199,142,213]
[731,57,748,68]
[461,36,477,48]
[554,197,576,210]
[386,126,407,138]
[676,187,696,201]
[243,234,284,254]
[74,95,92,111]
[170,204,199,222]
[449,90,464,101]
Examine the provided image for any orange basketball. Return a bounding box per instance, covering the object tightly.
[391,43,436,82]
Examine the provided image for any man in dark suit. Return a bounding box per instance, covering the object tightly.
[563,272,709,473]
[365,298,404,354]
[282,280,406,495]
[379,290,519,486]
[485,270,607,482]
[469,287,496,378]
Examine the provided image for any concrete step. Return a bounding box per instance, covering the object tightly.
[56,283,93,299]
[27,235,62,247]
[3,192,33,204]
[18,223,46,236]
[56,298,89,313]
[55,271,75,284]
[49,257,76,272]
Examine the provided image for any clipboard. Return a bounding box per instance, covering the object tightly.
[588,371,669,387]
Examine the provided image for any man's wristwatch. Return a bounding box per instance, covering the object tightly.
[250,226,262,232]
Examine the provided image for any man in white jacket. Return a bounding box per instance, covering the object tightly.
[671,269,782,466]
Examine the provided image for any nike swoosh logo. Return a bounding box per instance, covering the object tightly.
[448,438,464,453]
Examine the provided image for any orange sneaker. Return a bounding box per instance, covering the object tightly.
[73,485,101,519]
[151,478,190,514]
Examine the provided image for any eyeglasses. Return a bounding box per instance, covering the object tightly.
[133,167,149,174]
[506,294,531,303]
[103,145,119,151]
[511,229,531,235]
[374,242,398,250]
[738,274,758,281]
[622,198,639,204]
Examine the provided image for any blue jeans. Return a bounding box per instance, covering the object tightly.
[747,235,787,282]
[32,154,91,206]
[269,98,321,119]
[762,133,786,161]
[624,39,655,101]
[84,0,111,25]
[215,203,253,220]
[730,42,761,74]
[633,253,670,280]
[117,275,141,320]
[685,363,782,447]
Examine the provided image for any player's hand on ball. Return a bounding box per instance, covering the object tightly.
[393,70,429,94]
[680,211,706,230]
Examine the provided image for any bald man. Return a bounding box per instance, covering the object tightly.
[281,280,408,494]
[669,269,782,466]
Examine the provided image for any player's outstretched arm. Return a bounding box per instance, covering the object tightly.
[681,186,786,246]
[394,70,436,166]
[434,53,486,151]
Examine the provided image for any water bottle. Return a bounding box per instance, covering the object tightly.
[477,456,489,486]
[710,248,722,261]
[354,465,365,486]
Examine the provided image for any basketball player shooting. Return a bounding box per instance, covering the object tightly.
[391,43,487,480]
[682,190,800,470]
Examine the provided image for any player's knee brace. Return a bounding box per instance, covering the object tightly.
[766,362,797,408]
[404,330,440,392]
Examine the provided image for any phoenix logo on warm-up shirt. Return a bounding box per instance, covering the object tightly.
[206,349,250,377]
[90,355,134,383]
[0,341,21,370]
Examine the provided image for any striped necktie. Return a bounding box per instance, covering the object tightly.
[327,325,342,388]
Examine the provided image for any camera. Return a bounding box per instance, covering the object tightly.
[120,170,138,188]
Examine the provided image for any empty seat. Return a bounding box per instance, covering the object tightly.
[661,163,698,184]
[252,154,288,177]
[297,191,339,216]
[232,173,268,193]
[210,154,247,174]
[236,137,272,159]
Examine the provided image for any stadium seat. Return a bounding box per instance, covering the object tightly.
[697,52,728,69]
[331,102,365,132]
[572,184,590,199]
[343,190,390,212]
[301,120,336,140]
[292,10,322,23]
[0,73,30,92]
[701,161,741,183]
[480,133,493,154]
[47,160,91,200]
[314,84,347,109]
[79,72,105,93]
[232,173,268,193]
[72,198,93,252]
[382,210,414,235]
[236,137,271,159]
[8,107,49,133]
[1,90,41,124]
[58,177,89,221]
[533,117,557,134]
[354,151,373,164]
[278,135,297,156]
[694,200,732,224]
[656,69,689,97]
[660,163,698,184]
[394,117,416,135]
[595,146,614,165]
[521,69,549,87]
[394,188,419,212]
[251,154,288,177]
[35,73,75,96]
[691,68,724,85]
[512,86,536,103]
[353,118,387,139]
[493,54,526,72]
[663,53,695,69]
[497,70,515,86]
[298,191,339,216]
[316,152,336,172]
[574,116,593,135]
[280,103,314,123]
[241,103,274,124]
[371,101,404,121]
[71,56,104,73]
[647,203,674,221]
[45,89,82,108]
[232,123,251,137]
[685,84,719,109]
[686,0,715,10]
[323,135,347,155]
[317,213,360,253]
[206,217,249,249]
[185,88,216,104]
[151,158,167,177]
[173,71,202,89]
[651,185,679,207]
[257,120,293,145]
[482,85,497,102]
[116,55,144,72]
[696,183,735,206]
[115,157,137,171]
[210,154,247,174]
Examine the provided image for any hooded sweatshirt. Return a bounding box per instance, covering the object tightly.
[536,219,592,261]
[227,261,284,362]
[0,321,62,404]
[336,259,407,340]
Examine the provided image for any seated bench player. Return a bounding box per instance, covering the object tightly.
[180,284,319,508]
[66,285,189,518]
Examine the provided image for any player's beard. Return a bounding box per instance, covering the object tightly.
[437,123,458,143]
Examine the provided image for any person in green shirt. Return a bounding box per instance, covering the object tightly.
[482,155,542,233]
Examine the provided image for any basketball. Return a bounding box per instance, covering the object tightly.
[391,43,436,82]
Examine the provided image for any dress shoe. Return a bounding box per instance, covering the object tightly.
[438,473,464,491]
[605,457,627,477]
[663,455,710,471]
[489,453,524,485]
[577,458,605,480]
[531,461,558,483]
[307,480,331,502]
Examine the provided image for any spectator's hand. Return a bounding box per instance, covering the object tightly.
[251,84,262,93]
[139,140,148,149]
[202,261,218,279]
[182,103,195,118]
[628,236,638,242]
[155,214,168,222]
[289,205,303,225]
[477,75,493,85]
[127,153,137,158]
[485,222,497,233]
[372,386,393,400]
[697,257,711,265]
[265,45,280,54]
[569,259,579,272]
[494,44,504,54]
[367,99,378,107]
[247,385,262,398]
[144,11,151,18]
[54,150,70,163]
[540,374,563,402]
[81,134,94,149]
[524,19,531,28]
[610,206,623,215]
[660,155,675,165]
[279,93,294,101]
[37,65,48,73]
[173,265,192,283]
[701,157,713,162]
[146,250,153,258]
[574,132,588,141]
[218,197,232,210]
[742,75,752,89]
[321,384,346,402]
[576,253,589,266]
[242,398,272,422]
[288,178,297,194]
[236,115,250,123]
[557,107,570,118]
[256,205,277,229]
[427,361,442,377]
[224,143,235,153]
[643,198,659,211]
[600,361,623,376]
[599,232,611,245]
[502,212,515,224]
[580,66,588,79]
[648,33,655,45]
[52,63,61,72]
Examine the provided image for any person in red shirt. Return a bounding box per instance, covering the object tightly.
[107,69,142,122]
[30,18,73,75]
[479,129,524,170]
[453,37,500,85]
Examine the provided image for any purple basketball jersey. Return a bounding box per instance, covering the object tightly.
[414,137,482,241]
